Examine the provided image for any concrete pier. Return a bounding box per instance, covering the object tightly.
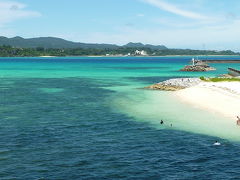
[228,68,240,77]
[202,60,240,63]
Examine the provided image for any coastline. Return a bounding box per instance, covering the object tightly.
[0,54,237,58]
[174,82,240,120]
[48,55,240,58]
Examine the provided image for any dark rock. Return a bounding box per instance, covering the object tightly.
[180,65,216,72]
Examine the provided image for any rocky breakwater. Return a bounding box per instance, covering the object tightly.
[145,78,202,91]
[180,65,216,71]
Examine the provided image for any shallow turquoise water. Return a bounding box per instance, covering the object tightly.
[1,56,240,179]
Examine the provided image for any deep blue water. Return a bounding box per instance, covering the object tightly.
[1,57,240,180]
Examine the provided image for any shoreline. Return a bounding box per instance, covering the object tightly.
[174,82,240,120]
[36,54,240,58]
[0,55,239,58]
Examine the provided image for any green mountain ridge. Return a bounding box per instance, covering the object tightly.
[0,36,167,50]
[124,42,167,50]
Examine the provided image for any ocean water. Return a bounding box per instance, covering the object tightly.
[1,56,240,179]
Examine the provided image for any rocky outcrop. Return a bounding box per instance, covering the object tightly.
[145,78,202,91]
[146,84,184,91]
[180,65,216,71]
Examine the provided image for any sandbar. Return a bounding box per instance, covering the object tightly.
[175,82,240,121]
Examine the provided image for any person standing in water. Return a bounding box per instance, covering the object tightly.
[160,120,164,125]
[237,116,240,126]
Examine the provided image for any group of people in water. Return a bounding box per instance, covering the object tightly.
[160,120,222,146]
[160,116,240,127]
[159,116,240,145]
[158,115,240,146]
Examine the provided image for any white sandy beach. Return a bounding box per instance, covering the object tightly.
[175,82,240,121]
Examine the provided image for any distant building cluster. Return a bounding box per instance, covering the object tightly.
[134,50,148,56]
[105,50,148,57]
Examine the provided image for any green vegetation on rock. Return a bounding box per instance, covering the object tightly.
[200,77,240,82]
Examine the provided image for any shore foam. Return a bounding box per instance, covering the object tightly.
[175,82,240,120]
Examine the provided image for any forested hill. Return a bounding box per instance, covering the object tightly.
[0,45,238,57]
[0,36,167,50]
[0,36,238,57]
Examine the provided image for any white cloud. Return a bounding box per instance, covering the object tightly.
[142,0,207,20]
[0,1,41,27]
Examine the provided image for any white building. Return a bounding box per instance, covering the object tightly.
[135,50,148,56]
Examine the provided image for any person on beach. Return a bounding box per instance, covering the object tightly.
[236,116,240,126]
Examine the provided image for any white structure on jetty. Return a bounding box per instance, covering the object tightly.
[191,58,208,66]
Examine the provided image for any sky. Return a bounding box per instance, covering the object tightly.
[0,0,240,51]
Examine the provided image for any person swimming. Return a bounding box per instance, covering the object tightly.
[213,141,221,146]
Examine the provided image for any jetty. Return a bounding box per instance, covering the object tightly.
[180,58,240,72]
[202,60,240,63]
[180,58,216,71]
[228,68,240,77]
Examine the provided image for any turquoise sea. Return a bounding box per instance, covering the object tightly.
[1,56,240,179]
